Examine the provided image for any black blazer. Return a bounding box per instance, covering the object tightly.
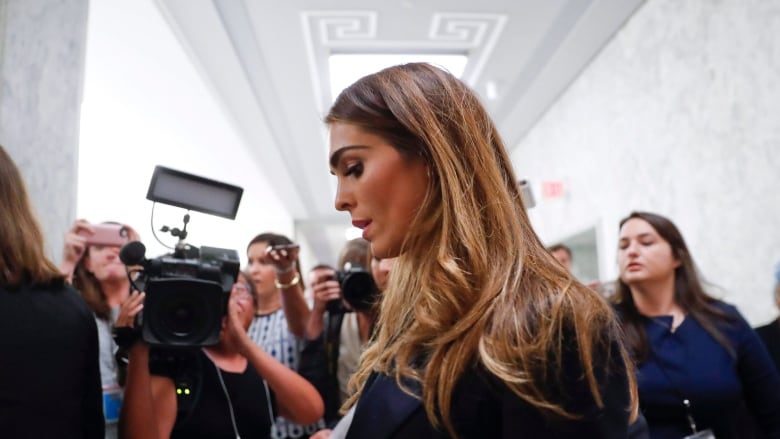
[346,353,635,439]
[756,318,780,373]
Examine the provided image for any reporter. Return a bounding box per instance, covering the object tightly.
[613,211,780,438]
[302,239,385,427]
[61,219,138,437]
[0,145,104,438]
[118,274,324,439]
[245,232,326,438]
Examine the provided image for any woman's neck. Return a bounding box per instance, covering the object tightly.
[255,291,282,315]
[101,279,130,308]
[356,311,375,344]
[629,275,684,321]
[203,345,246,373]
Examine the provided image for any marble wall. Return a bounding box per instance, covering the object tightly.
[0,0,89,262]
[512,0,780,324]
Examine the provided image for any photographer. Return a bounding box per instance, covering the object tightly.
[0,146,104,437]
[60,219,139,438]
[117,275,324,439]
[301,239,391,428]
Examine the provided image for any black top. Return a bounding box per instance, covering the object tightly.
[152,349,276,439]
[346,341,633,439]
[0,282,104,438]
[756,318,780,373]
[299,311,346,426]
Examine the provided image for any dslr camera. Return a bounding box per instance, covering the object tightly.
[327,262,379,314]
[121,241,240,348]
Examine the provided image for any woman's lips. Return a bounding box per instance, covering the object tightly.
[352,220,371,229]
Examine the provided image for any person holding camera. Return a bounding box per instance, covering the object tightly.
[613,211,780,438]
[325,63,638,438]
[301,239,385,427]
[60,219,139,437]
[117,272,324,439]
[0,146,104,437]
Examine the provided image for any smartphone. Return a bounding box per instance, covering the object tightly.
[268,243,300,252]
[79,223,130,247]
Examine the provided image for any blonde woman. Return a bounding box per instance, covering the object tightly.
[325,63,638,438]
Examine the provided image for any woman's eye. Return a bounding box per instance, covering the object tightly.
[344,163,363,177]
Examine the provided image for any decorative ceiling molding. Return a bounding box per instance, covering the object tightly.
[301,10,506,114]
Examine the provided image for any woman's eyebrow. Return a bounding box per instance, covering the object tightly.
[329,145,368,169]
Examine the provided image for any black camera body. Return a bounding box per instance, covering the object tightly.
[122,241,240,348]
[327,263,379,314]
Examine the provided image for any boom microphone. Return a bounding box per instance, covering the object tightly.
[120,241,147,266]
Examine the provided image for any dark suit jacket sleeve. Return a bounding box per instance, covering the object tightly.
[733,310,780,437]
[497,340,632,438]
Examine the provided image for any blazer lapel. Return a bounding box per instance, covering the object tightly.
[346,373,423,439]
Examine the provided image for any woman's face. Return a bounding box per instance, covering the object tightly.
[618,218,680,286]
[329,123,429,259]
[84,245,126,283]
[246,242,279,299]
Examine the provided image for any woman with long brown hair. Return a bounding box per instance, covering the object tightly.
[612,211,780,438]
[0,145,104,437]
[60,219,138,437]
[325,63,638,438]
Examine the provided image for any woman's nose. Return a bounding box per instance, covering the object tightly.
[334,183,353,212]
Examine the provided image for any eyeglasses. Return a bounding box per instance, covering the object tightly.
[231,283,253,301]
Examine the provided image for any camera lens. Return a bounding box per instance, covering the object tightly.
[159,295,207,338]
[342,271,378,312]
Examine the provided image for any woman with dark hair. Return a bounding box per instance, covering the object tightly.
[325,63,638,438]
[613,211,780,438]
[60,219,139,437]
[117,271,324,439]
[0,146,104,437]
[245,232,325,438]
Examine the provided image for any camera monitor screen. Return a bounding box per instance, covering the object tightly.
[146,166,243,219]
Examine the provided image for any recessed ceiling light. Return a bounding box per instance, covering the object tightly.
[329,53,468,102]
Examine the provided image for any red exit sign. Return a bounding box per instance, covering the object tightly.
[541,181,565,199]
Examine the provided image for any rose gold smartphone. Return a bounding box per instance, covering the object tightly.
[270,244,300,252]
[79,223,130,247]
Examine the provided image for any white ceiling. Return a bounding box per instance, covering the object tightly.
[152,0,645,264]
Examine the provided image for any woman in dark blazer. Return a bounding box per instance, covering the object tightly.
[613,211,780,439]
[0,145,104,438]
[756,268,780,372]
[324,63,639,438]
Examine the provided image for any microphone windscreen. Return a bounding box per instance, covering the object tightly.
[120,241,147,266]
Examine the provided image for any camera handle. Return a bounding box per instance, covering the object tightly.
[160,212,190,243]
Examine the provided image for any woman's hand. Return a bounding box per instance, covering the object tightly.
[310,269,341,314]
[60,219,92,277]
[116,290,145,328]
[224,293,253,355]
[266,244,300,274]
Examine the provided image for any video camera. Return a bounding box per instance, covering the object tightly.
[326,262,379,314]
[120,166,244,348]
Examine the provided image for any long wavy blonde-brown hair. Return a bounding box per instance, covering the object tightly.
[326,63,637,437]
